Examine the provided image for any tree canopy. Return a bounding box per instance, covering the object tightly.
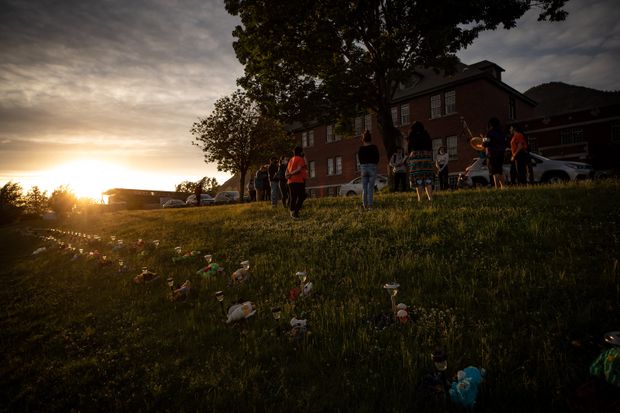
[0,181,25,224]
[225,0,568,156]
[49,185,77,219]
[191,89,294,199]
[175,177,220,195]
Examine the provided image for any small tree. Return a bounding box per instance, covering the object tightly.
[48,185,77,219]
[191,90,294,199]
[24,186,48,217]
[175,177,220,195]
[0,181,25,224]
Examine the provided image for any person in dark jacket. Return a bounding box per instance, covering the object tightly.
[268,157,281,208]
[483,117,507,189]
[277,155,290,208]
[357,129,380,210]
[254,165,269,201]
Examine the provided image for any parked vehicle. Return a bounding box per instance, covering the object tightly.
[162,199,187,208]
[186,194,215,206]
[460,152,593,188]
[214,191,241,204]
[339,175,389,196]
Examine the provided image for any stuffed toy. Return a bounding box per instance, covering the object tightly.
[231,268,250,284]
[133,270,159,284]
[449,366,486,408]
[196,262,224,278]
[171,280,191,301]
[226,301,256,323]
[590,347,620,388]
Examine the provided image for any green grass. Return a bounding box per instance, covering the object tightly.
[1,181,619,412]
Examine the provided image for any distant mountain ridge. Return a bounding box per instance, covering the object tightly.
[524,82,620,118]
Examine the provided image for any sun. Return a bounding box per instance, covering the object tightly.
[44,160,130,200]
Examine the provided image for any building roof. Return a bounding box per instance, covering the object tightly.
[102,188,189,197]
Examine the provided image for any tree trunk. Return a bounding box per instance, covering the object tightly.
[375,103,402,159]
[238,168,247,201]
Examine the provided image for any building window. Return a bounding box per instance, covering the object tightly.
[354,116,363,135]
[335,156,342,175]
[432,138,443,161]
[327,158,335,176]
[364,114,372,131]
[445,90,456,114]
[308,130,314,147]
[508,96,516,120]
[560,127,584,145]
[431,94,441,119]
[611,121,620,144]
[446,135,458,161]
[301,131,308,148]
[400,104,410,125]
[327,186,336,197]
[309,161,316,178]
[326,125,333,143]
[391,107,399,125]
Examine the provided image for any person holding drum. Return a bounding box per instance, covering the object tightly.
[407,121,434,203]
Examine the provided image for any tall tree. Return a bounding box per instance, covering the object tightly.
[48,185,77,219]
[0,181,25,224]
[24,186,48,217]
[191,90,294,199]
[225,0,568,157]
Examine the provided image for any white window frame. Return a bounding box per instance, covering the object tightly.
[309,161,316,178]
[327,158,335,176]
[301,131,308,148]
[335,156,342,175]
[431,94,442,119]
[446,135,458,161]
[391,107,399,126]
[326,125,333,143]
[400,104,410,125]
[560,127,584,145]
[445,90,456,115]
[364,114,372,131]
[508,96,516,120]
[308,130,314,147]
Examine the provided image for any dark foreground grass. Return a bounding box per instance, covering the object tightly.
[1,181,619,412]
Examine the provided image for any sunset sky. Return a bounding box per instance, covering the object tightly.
[1,0,619,199]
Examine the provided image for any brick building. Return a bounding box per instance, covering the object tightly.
[292,60,537,197]
[518,83,620,172]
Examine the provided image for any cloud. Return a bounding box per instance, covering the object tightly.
[458,0,620,91]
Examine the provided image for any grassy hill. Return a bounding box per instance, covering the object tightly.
[1,181,619,412]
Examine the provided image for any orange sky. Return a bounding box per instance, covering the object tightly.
[1,0,618,200]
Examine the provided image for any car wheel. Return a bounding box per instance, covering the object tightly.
[543,172,569,184]
[346,190,357,196]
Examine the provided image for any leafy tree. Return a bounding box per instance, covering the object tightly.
[0,181,25,224]
[225,0,568,157]
[191,90,294,199]
[24,186,48,217]
[175,177,220,195]
[48,185,77,219]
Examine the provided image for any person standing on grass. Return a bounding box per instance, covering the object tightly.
[407,121,434,203]
[268,157,281,208]
[389,146,408,192]
[277,155,290,208]
[436,146,450,191]
[483,117,507,189]
[509,124,529,185]
[194,177,204,206]
[255,165,269,201]
[286,146,308,219]
[357,129,380,210]
[247,173,256,202]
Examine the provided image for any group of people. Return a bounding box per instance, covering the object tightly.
[482,117,533,189]
[248,147,308,219]
[360,121,447,209]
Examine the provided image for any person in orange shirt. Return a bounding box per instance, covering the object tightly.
[285,146,308,219]
[509,125,528,185]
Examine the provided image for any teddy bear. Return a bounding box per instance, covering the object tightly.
[449,366,486,408]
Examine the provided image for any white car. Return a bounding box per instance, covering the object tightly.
[214,191,240,204]
[339,175,389,196]
[186,194,215,206]
[162,199,187,208]
[460,152,593,188]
